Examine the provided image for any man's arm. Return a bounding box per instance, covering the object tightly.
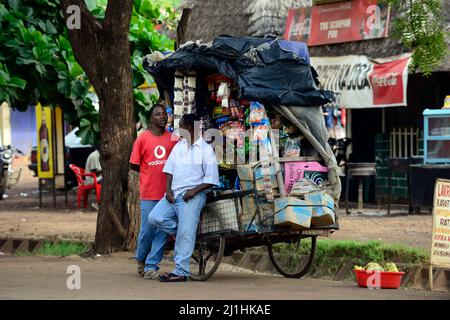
[166,173,175,203]
[183,183,214,202]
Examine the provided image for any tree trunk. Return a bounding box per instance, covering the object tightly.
[62,0,137,253]
[125,171,141,251]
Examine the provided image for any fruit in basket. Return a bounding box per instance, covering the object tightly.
[384,262,399,272]
[365,262,384,271]
[354,265,364,271]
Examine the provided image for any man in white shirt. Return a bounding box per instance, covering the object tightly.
[85,146,102,184]
[148,114,219,282]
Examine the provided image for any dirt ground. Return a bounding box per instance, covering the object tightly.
[0,254,448,300]
[0,158,446,301]
[0,158,434,249]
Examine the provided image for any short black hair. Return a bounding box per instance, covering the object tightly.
[179,113,198,129]
[149,103,165,117]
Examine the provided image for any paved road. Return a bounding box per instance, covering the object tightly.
[0,255,448,300]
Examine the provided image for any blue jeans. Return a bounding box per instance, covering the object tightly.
[135,200,168,272]
[148,191,206,277]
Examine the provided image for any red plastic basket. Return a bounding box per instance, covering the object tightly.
[353,269,405,289]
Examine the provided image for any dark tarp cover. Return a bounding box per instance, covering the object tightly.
[144,36,335,107]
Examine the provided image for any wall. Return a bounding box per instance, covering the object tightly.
[10,107,36,156]
[375,133,424,203]
[0,102,12,146]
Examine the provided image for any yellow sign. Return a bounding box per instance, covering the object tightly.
[430,178,450,268]
[36,104,54,178]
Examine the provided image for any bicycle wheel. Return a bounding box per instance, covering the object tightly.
[267,235,317,278]
[190,207,226,281]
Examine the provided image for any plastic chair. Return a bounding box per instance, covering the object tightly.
[69,164,101,208]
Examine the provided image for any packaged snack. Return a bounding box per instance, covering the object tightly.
[283,138,301,157]
[249,101,267,125]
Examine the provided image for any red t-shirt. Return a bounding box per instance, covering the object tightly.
[129,130,178,200]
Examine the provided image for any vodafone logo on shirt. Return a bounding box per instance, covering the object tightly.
[148,145,167,166]
[154,145,166,159]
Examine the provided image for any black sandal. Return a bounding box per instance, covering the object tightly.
[159,272,187,282]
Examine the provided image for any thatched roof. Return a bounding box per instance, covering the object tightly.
[245,0,311,37]
[180,0,250,42]
[181,0,450,71]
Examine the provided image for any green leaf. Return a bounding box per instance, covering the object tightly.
[85,0,97,11]
[45,20,57,34]
[8,0,20,11]
[80,118,91,127]
[0,4,9,24]
[8,76,26,89]
[76,126,95,145]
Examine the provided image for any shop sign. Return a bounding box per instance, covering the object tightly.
[431,179,450,269]
[284,0,390,46]
[310,54,411,108]
[36,103,54,179]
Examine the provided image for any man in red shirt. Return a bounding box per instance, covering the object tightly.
[129,104,177,280]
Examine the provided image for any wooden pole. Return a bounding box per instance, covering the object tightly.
[429,264,433,292]
[268,128,286,197]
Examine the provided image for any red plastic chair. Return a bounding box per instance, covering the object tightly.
[69,164,101,208]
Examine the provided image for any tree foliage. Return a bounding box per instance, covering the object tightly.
[0,0,177,143]
[386,0,449,76]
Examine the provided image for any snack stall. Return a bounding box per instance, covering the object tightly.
[144,36,341,280]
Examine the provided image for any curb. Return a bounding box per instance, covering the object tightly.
[0,237,93,255]
[223,250,450,292]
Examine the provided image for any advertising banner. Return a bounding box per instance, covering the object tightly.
[36,103,54,178]
[310,54,411,108]
[431,179,450,269]
[284,0,390,46]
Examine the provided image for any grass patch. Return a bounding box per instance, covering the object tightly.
[15,241,90,257]
[272,239,429,280]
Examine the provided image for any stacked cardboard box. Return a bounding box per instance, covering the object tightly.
[237,162,279,192]
[304,192,335,227]
[273,197,312,230]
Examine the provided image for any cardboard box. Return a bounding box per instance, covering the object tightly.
[237,162,279,191]
[241,195,275,230]
[283,161,328,194]
[273,197,312,230]
[304,192,335,227]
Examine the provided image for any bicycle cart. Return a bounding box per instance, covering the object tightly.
[189,162,339,281]
[145,36,342,281]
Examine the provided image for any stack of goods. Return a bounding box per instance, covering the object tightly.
[304,192,335,227]
[273,197,312,230]
[283,161,328,194]
[237,162,280,229]
[272,191,335,230]
[207,75,246,168]
[173,70,196,129]
[249,102,275,202]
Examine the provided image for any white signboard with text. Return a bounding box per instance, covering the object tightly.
[310,54,411,109]
[431,179,450,269]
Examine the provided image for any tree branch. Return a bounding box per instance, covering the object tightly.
[60,0,103,90]
[176,8,192,50]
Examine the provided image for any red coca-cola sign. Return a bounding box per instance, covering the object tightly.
[369,56,410,105]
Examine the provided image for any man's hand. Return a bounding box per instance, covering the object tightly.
[166,189,175,203]
[183,188,198,202]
